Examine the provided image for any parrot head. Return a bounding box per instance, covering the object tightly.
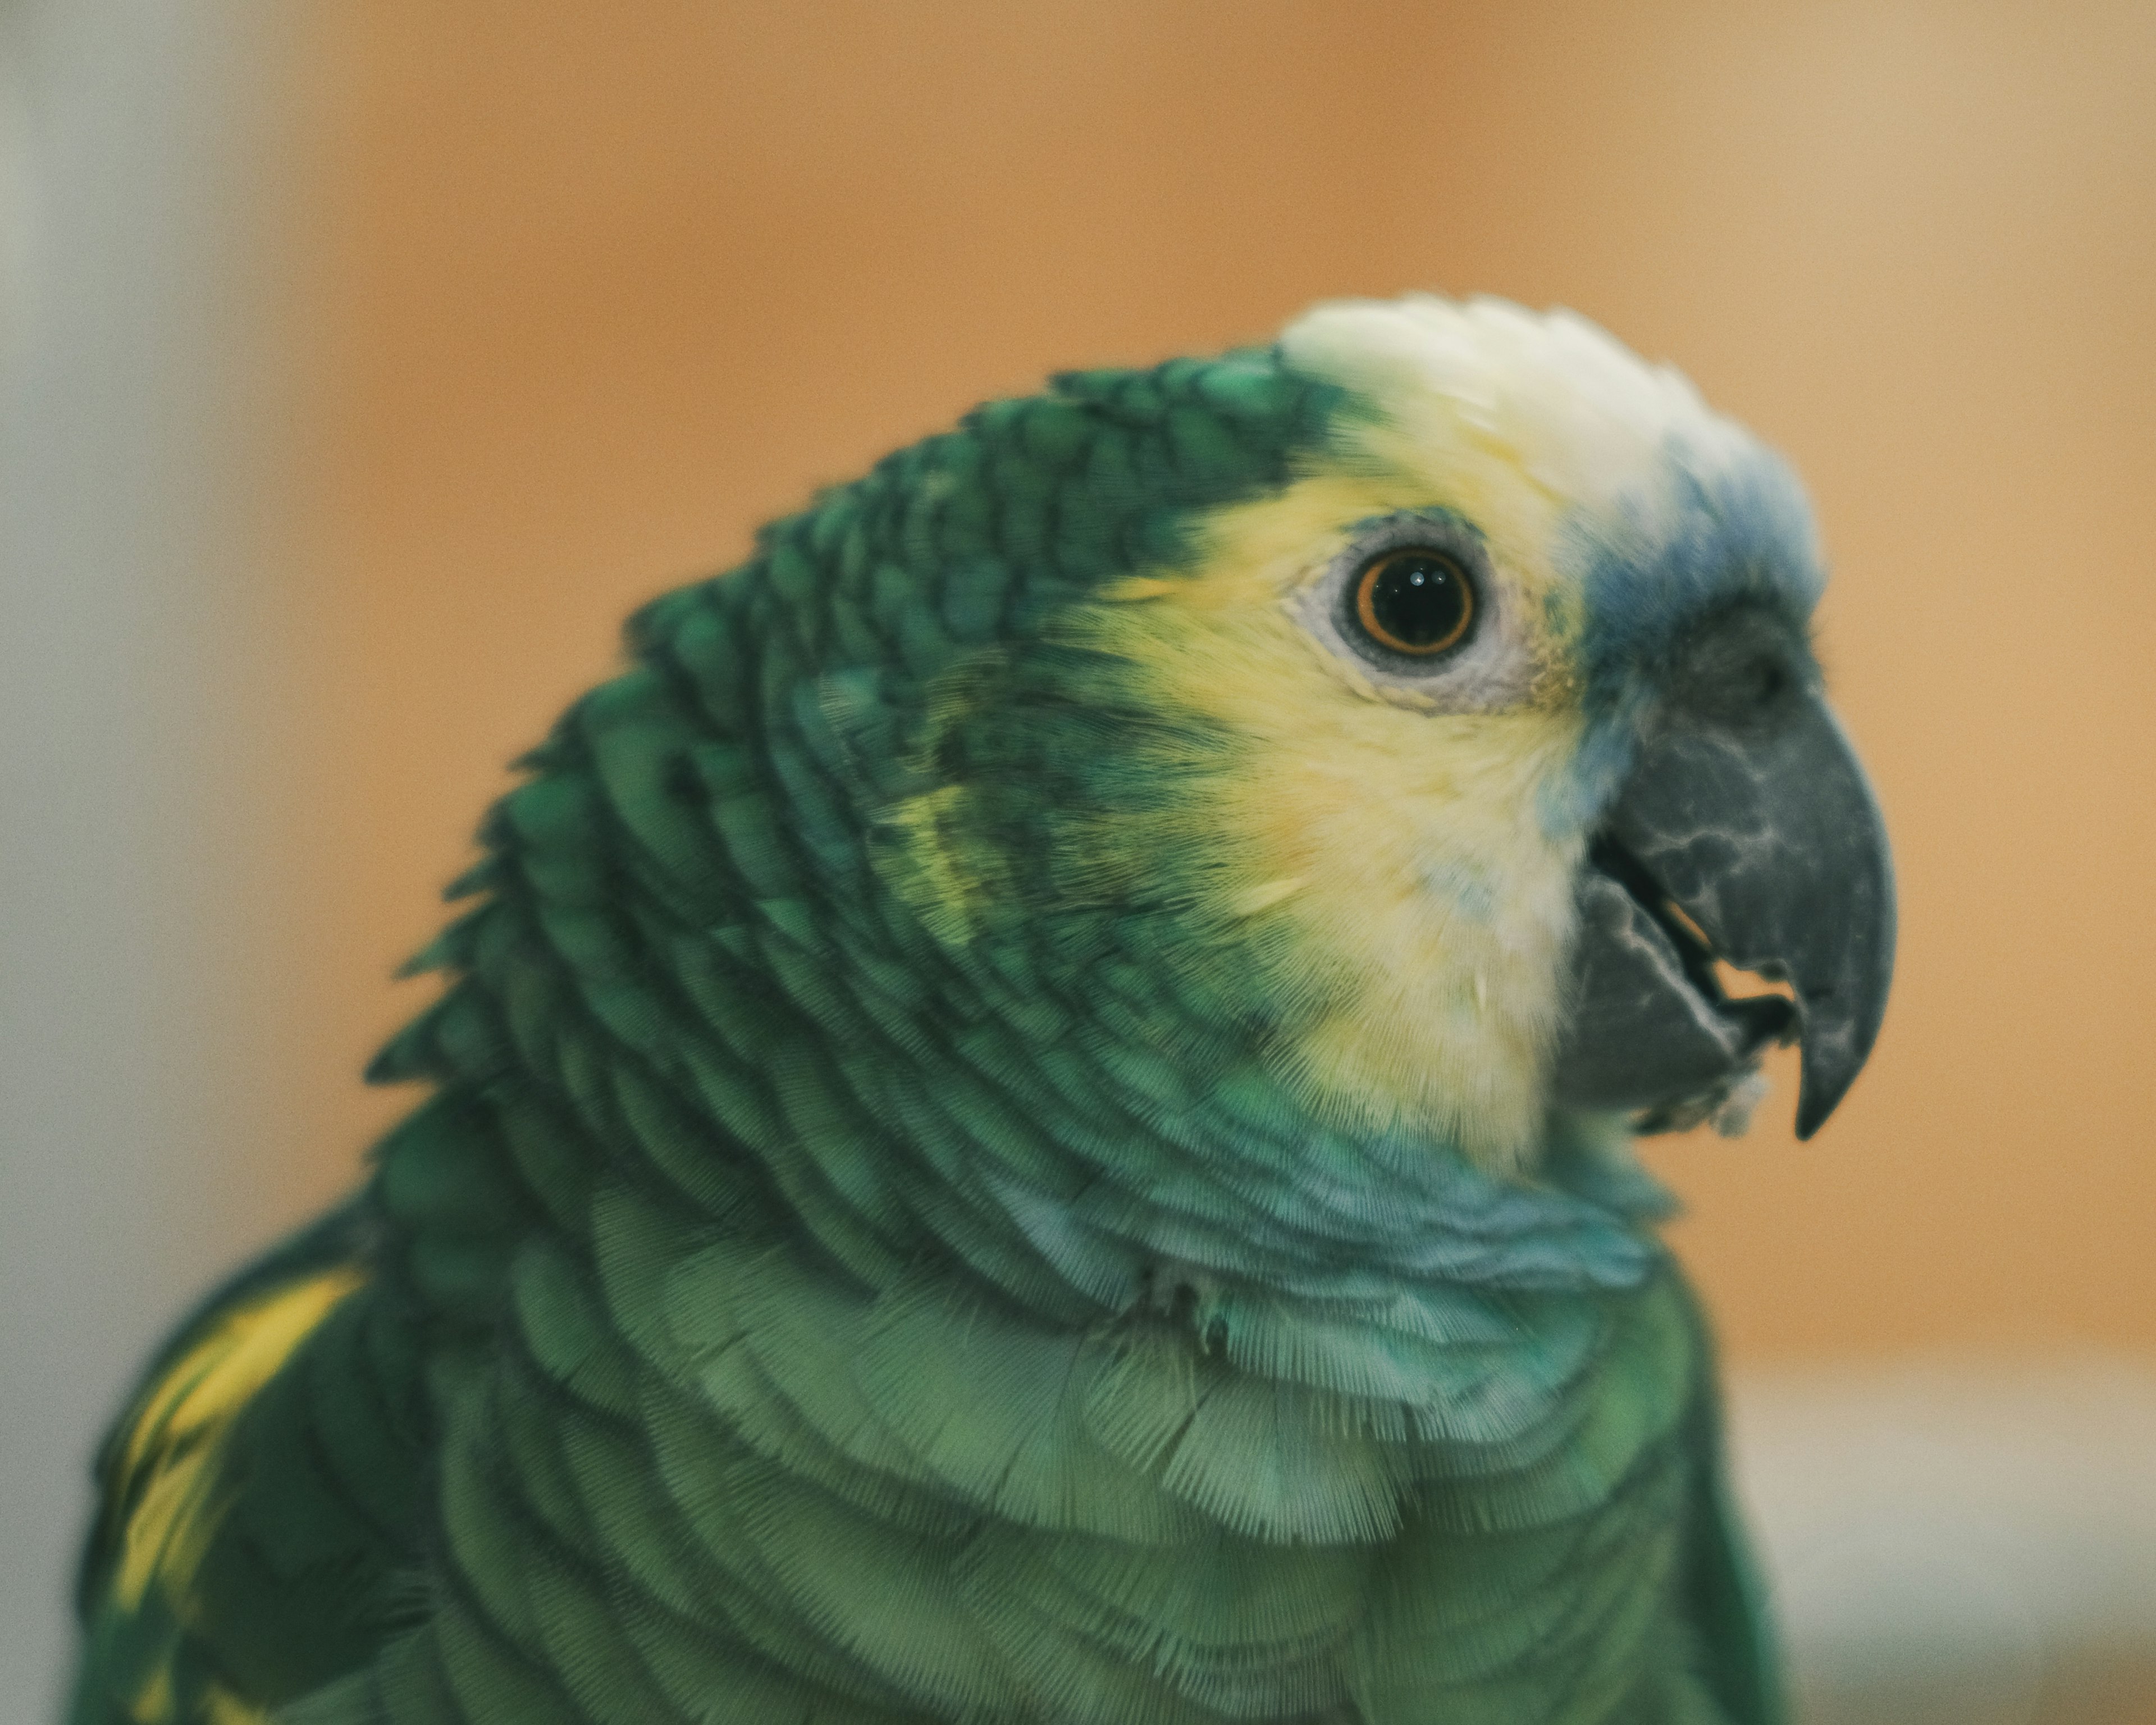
[835,295,1892,1178]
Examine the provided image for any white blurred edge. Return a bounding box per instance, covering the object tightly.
[1731,1354,2156,1724]
[0,0,295,1718]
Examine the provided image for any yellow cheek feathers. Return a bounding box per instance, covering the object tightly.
[1082,474,1592,1170]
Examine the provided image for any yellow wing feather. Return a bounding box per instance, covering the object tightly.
[99,1266,366,1725]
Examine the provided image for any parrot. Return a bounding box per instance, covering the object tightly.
[64,293,1893,1725]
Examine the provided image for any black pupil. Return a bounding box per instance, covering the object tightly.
[1370,553,1467,649]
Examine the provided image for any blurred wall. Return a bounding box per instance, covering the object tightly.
[286,0,2156,1363]
[0,0,302,1711]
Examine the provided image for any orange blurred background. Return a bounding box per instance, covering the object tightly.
[257,0,2156,1365]
[7,2,2156,1715]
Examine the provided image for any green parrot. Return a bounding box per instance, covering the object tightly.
[66,294,1893,1725]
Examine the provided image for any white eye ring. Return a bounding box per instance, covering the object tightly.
[1292,510,1537,711]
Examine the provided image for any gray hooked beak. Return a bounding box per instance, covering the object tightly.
[1551,611,1895,1139]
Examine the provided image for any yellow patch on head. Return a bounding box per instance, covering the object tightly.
[1055,296,1788,1169]
[875,780,1004,947]
[1078,471,1588,1167]
[111,1267,365,1618]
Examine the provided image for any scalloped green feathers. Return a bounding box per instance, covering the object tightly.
[69,322,1780,1725]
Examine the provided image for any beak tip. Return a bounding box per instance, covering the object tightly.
[1791,1026,1876,1140]
[1793,1070,1852,1137]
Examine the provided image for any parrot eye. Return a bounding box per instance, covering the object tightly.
[1351,549,1476,657]
[1297,509,1524,708]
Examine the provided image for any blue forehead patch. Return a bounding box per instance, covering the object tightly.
[1564,439,1824,715]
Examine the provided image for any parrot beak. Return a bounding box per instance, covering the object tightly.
[1550,614,1895,1139]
